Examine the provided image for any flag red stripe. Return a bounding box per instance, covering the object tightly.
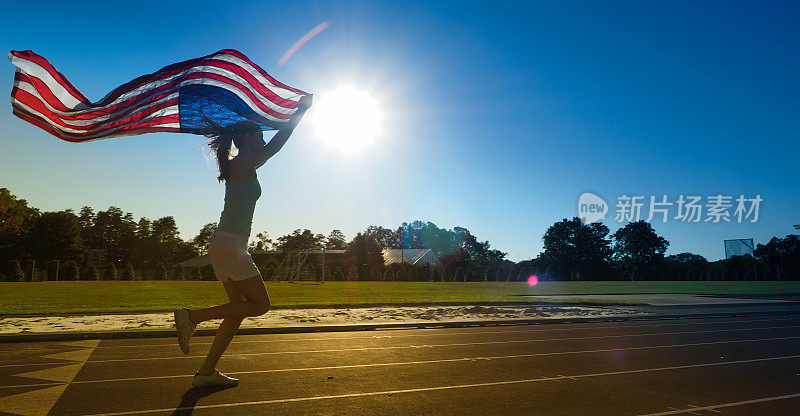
[14,108,179,141]
[10,50,89,104]
[223,49,305,94]
[16,72,82,112]
[15,69,292,121]
[14,76,175,121]
[95,52,302,108]
[9,49,306,141]
[15,88,178,131]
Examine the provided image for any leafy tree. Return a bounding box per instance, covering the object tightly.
[89,207,137,267]
[63,261,80,281]
[275,229,325,251]
[249,231,273,252]
[345,233,384,281]
[663,253,712,281]
[192,223,218,254]
[612,220,669,280]
[364,226,400,249]
[0,188,40,262]
[325,229,347,250]
[103,266,118,281]
[541,218,612,281]
[148,216,196,266]
[755,234,800,280]
[1,260,24,282]
[28,210,84,262]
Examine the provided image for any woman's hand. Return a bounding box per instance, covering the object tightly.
[280,94,313,132]
[242,93,314,170]
[298,94,313,110]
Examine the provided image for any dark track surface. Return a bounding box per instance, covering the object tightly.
[2,314,800,415]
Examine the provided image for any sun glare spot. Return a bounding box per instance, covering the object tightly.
[527,275,539,286]
[309,86,382,153]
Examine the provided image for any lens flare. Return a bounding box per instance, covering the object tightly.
[279,21,329,66]
[527,275,539,286]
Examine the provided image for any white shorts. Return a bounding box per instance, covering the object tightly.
[208,231,261,282]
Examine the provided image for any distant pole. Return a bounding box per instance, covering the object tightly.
[321,246,326,284]
[26,260,35,282]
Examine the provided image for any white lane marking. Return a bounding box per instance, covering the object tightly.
[79,324,800,364]
[3,315,797,353]
[80,355,800,416]
[639,393,800,415]
[3,334,798,389]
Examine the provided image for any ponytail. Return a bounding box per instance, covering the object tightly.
[204,120,263,183]
[208,133,234,182]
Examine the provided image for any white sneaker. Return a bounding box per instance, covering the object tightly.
[192,369,239,388]
[174,308,196,355]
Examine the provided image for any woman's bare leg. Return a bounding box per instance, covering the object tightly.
[193,276,270,376]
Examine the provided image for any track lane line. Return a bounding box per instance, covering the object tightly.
[79,354,800,416]
[4,334,798,389]
[76,323,800,364]
[639,393,800,415]
[4,322,799,369]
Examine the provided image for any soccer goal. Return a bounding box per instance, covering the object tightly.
[724,238,754,259]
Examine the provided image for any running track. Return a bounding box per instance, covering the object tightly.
[1,314,799,415]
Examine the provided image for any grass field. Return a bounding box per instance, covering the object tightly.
[1,280,799,316]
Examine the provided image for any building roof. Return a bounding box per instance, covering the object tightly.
[382,249,443,268]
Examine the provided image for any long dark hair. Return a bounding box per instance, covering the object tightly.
[206,120,262,182]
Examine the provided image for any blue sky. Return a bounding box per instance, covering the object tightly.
[1,1,797,261]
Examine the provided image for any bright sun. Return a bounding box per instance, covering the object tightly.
[309,86,383,153]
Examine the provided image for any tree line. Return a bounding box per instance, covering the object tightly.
[1,188,797,281]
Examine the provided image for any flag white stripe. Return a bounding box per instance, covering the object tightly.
[100,65,298,115]
[213,53,299,100]
[14,63,297,118]
[7,53,85,109]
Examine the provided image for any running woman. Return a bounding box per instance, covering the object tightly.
[174,95,312,387]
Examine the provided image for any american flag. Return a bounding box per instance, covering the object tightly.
[8,49,308,142]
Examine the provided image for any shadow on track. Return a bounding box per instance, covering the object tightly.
[171,386,235,415]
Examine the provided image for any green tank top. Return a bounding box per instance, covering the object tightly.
[217,176,262,238]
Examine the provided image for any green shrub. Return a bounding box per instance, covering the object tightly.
[63,261,80,281]
[80,264,100,281]
[189,267,201,281]
[1,260,25,282]
[333,267,345,281]
[201,265,216,281]
[103,266,118,281]
[171,265,185,280]
[431,268,442,282]
[122,262,135,281]
[383,267,395,281]
[153,263,167,280]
